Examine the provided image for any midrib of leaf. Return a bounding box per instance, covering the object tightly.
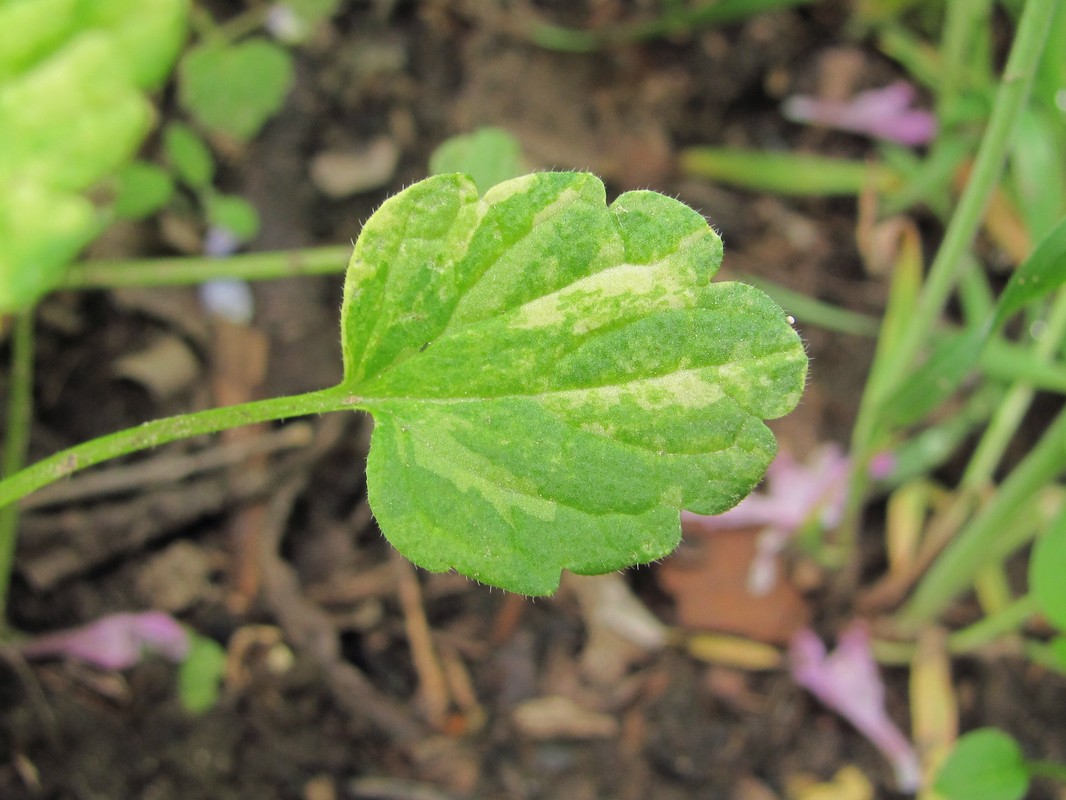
[352,353,791,410]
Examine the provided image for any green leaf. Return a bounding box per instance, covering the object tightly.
[113,161,174,219]
[429,127,526,194]
[1031,505,1066,631]
[935,728,1030,800]
[164,122,214,189]
[0,179,99,313]
[178,39,294,140]
[340,172,807,594]
[75,0,188,89]
[0,0,77,81]
[0,33,152,192]
[204,193,260,243]
[177,632,226,714]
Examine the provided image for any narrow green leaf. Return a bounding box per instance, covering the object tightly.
[1030,505,1066,631]
[994,216,1066,327]
[883,217,1066,425]
[935,728,1030,800]
[1009,110,1066,242]
[679,147,898,196]
[881,324,989,428]
[340,172,807,594]
[179,39,294,140]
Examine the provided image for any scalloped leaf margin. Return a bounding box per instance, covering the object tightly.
[339,172,808,594]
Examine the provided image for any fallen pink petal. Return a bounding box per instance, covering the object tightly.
[20,611,191,671]
[782,81,938,146]
[791,623,922,793]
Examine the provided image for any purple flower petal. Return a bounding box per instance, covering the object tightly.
[20,612,191,671]
[791,623,922,793]
[782,82,937,146]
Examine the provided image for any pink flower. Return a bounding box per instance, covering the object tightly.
[782,82,937,146]
[682,444,850,594]
[791,623,922,793]
[20,611,190,671]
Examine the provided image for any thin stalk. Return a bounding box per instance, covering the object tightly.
[946,593,1039,653]
[61,245,352,290]
[871,594,1039,665]
[0,387,356,512]
[899,405,1066,627]
[0,311,36,624]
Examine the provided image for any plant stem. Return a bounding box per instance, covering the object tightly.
[0,311,36,624]
[61,245,352,289]
[0,387,358,513]
[946,593,1039,653]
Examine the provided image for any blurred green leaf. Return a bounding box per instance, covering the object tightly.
[994,216,1066,327]
[1030,506,1066,631]
[179,39,294,140]
[679,147,898,196]
[177,633,225,714]
[429,128,525,194]
[75,0,189,89]
[0,34,152,192]
[164,122,215,190]
[0,0,77,81]
[113,162,175,219]
[882,217,1066,425]
[0,181,99,312]
[0,0,187,87]
[0,0,187,311]
[882,324,988,428]
[935,729,1030,800]
[1009,110,1066,242]
[205,193,260,243]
